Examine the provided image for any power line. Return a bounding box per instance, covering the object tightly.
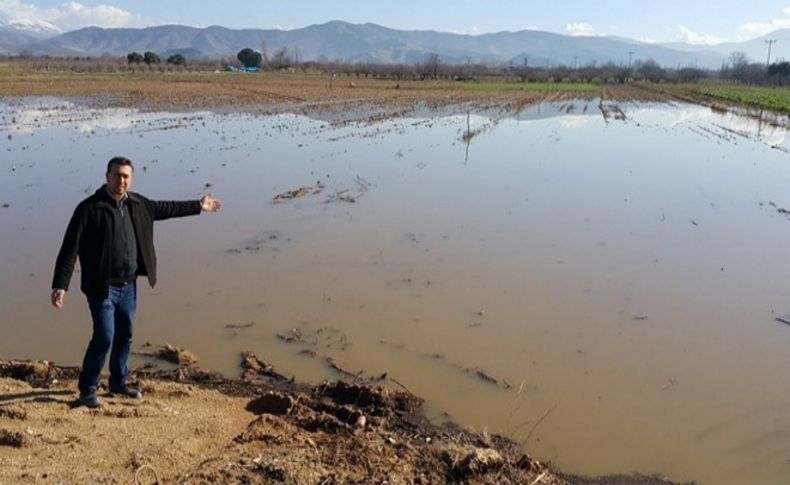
[765,39,777,68]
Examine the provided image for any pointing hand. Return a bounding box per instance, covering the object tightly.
[200,194,222,212]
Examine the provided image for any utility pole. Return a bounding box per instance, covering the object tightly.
[766,39,777,68]
[627,51,634,68]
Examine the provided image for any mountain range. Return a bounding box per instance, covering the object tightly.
[1,20,788,69]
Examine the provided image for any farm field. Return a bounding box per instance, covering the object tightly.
[3,66,790,484]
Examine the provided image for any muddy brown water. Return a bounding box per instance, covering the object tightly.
[2,98,790,483]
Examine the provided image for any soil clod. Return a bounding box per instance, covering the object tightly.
[246,392,294,415]
[453,447,505,477]
[136,344,198,366]
[240,351,290,382]
[0,357,684,484]
[0,428,28,448]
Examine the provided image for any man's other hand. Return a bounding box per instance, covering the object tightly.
[51,289,65,309]
[200,194,222,212]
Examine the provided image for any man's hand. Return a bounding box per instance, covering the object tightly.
[51,289,65,309]
[200,194,222,213]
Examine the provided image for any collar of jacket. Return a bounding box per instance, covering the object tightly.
[94,186,140,207]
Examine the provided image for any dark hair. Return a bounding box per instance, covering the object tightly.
[107,156,134,173]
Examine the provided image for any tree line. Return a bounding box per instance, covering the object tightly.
[126,50,185,66]
[14,46,789,87]
[227,46,790,86]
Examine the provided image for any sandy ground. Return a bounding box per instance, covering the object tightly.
[0,359,682,484]
[0,376,251,484]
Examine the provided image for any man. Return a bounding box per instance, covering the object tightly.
[51,156,221,408]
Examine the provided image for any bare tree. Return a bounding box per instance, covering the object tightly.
[260,38,269,67]
[635,59,665,82]
[420,53,441,80]
[271,47,292,70]
[729,51,749,70]
[727,51,763,84]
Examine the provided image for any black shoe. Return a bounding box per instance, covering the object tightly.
[109,386,142,399]
[78,389,101,408]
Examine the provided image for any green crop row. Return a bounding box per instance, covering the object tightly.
[697,85,790,114]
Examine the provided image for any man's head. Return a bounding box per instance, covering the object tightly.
[106,156,134,200]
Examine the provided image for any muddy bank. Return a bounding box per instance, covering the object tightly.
[0,358,684,484]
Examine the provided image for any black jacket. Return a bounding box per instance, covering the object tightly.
[52,187,201,297]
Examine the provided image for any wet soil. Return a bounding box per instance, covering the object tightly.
[0,70,677,116]
[0,358,684,484]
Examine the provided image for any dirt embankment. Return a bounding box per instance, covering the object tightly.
[0,357,684,484]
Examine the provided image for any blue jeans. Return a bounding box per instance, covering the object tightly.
[78,282,136,394]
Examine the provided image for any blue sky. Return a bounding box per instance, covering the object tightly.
[2,0,789,44]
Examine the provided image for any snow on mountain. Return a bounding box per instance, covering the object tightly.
[1,18,63,38]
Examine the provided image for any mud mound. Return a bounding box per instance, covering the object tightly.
[0,360,79,387]
[0,357,684,484]
[185,372,558,484]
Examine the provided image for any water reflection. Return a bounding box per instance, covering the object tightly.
[2,98,790,484]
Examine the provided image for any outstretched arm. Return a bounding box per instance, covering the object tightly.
[149,194,220,220]
[200,194,222,212]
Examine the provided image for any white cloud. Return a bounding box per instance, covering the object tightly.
[737,8,790,40]
[0,0,150,30]
[565,22,597,37]
[676,25,722,45]
[739,19,790,40]
[449,25,485,35]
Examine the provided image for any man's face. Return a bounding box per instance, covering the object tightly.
[106,164,133,198]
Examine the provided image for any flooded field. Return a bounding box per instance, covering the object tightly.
[2,97,790,483]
